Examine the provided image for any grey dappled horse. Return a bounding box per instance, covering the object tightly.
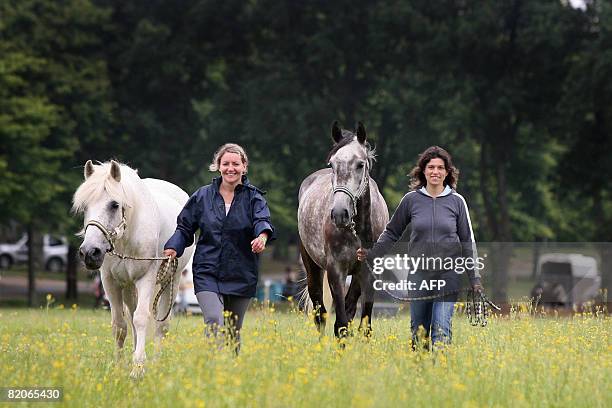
[298,122,389,337]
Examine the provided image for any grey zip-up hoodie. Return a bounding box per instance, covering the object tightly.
[369,185,481,286]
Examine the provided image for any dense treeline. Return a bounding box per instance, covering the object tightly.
[1,0,610,302]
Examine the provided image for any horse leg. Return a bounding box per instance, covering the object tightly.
[122,285,137,353]
[326,264,349,338]
[300,242,326,334]
[345,273,361,325]
[358,265,375,337]
[130,272,155,379]
[101,273,127,360]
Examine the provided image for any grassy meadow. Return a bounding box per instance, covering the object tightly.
[0,302,610,408]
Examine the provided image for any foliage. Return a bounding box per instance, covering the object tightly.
[0,0,113,239]
[1,1,611,292]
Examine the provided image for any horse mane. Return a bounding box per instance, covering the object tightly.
[72,161,144,214]
[326,131,376,168]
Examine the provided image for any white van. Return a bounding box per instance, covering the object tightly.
[534,253,601,306]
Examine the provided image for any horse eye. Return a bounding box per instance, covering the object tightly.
[110,201,119,210]
[356,162,364,169]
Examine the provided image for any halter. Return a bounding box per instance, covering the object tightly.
[84,210,127,253]
[331,159,370,232]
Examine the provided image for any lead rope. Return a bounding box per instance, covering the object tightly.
[152,257,178,322]
[466,289,501,326]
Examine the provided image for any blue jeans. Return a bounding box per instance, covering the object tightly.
[410,296,456,347]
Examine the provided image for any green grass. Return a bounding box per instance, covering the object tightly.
[0,306,610,407]
[0,293,99,309]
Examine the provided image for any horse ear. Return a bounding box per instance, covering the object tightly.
[84,160,94,179]
[110,160,121,182]
[356,122,366,144]
[331,121,342,143]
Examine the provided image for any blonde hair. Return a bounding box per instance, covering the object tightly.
[208,143,249,173]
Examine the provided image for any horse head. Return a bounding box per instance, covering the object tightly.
[73,160,132,270]
[327,121,371,229]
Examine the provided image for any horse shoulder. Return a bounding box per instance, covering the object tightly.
[298,168,332,201]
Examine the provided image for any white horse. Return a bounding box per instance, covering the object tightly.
[73,160,195,378]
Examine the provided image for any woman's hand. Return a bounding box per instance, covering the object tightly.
[472,281,483,293]
[356,247,368,262]
[251,233,268,254]
[163,248,177,260]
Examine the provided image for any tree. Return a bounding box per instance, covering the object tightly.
[0,0,114,304]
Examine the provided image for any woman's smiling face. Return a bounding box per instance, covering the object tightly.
[219,152,246,185]
[424,157,448,187]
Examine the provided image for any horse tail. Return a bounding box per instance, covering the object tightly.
[297,270,332,314]
[297,275,312,313]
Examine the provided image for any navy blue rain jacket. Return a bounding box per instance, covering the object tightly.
[164,176,275,297]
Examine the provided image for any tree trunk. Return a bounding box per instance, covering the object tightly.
[479,142,499,239]
[599,244,612,312]
[66,244,79,300]
[492,155,512,303]
[531,238,541,280]
[593,189,611,311]
[27,224,43,307]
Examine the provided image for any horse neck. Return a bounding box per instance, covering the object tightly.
[354,178,374,247]
[118,179,157,247]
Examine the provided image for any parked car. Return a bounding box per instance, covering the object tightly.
[0,234,69,272]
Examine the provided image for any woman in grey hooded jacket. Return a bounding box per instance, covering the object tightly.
[357,146,482,348]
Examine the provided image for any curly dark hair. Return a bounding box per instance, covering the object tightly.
[409,146,459,190]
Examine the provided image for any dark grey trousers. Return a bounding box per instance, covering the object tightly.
[195,291,251,350]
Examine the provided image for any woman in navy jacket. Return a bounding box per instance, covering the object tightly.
[164,143,274,349]
[357,146,482,349]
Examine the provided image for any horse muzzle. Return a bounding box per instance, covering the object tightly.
[331,207,351,228]
[79,245,105,270]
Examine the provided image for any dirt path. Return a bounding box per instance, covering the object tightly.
[0,275,91,298]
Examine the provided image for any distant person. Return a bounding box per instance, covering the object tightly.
[92,271,103,308]
[532,281,568,308]
[177,269,193,313]
[357,146,483,349]
[163,143,275,352]
[282,266,298,300]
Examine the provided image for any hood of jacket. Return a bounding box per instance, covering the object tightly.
[417,185,453,198]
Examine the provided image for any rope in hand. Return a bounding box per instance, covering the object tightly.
[466,289,501,327]
[152,257,178,322]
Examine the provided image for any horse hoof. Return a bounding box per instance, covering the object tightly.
[358,326,373,338]
[129,363,145,380]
